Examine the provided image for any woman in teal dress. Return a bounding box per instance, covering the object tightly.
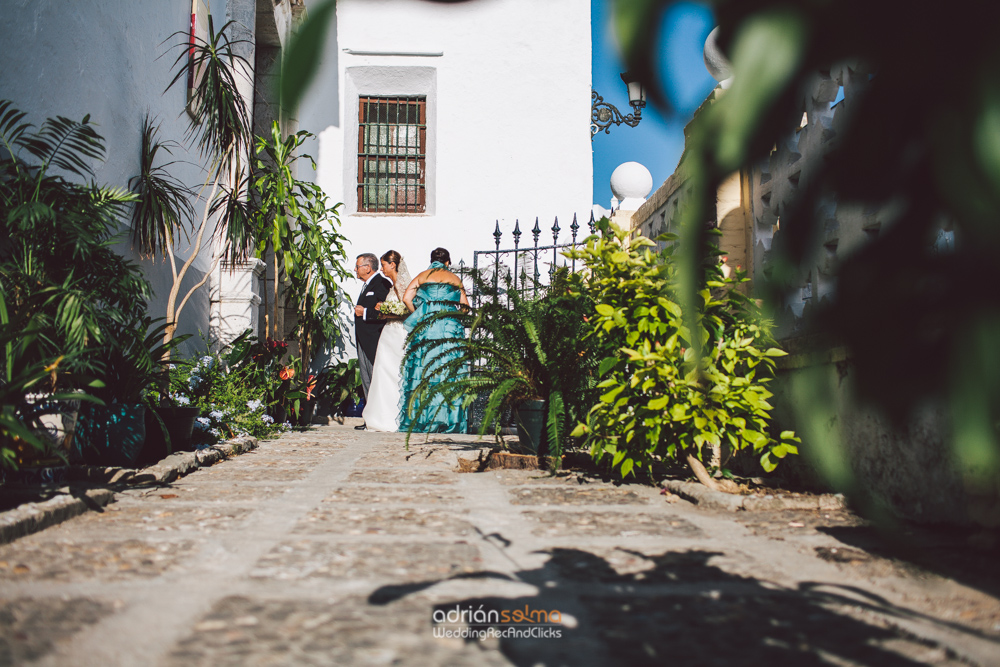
[399,247,469,433]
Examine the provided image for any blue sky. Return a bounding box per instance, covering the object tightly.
[591,0,717,207]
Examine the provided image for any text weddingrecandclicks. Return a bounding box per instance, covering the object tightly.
[431,605,565,640]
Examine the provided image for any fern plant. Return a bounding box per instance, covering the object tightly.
[402,269,599,465]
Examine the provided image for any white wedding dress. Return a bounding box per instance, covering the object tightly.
[362,279,407,432]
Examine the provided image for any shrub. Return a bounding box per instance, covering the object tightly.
[568,223,799,480]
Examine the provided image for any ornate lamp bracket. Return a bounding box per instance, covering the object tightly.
[591,89,642,138]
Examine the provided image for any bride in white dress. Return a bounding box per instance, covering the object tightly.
[362,250,411,432]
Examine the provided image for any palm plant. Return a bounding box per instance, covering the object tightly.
[403,270,599,465]
[0,100,151,377]
[130,18,255,355]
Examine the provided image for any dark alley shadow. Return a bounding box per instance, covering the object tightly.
[369,546,996,666]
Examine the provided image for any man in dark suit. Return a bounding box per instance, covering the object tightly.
[353,253,392,428]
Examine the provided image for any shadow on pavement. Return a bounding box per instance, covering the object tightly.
[370,547,989,666]
[819,522,1000,600]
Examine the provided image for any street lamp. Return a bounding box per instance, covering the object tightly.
[591,71,646,138]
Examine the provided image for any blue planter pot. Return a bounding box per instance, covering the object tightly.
[72,404,147,468]
[342,398,365,418]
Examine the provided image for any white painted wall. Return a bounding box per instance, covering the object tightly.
[296,0,593,281]
[0,0,254,355]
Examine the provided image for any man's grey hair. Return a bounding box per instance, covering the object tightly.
[357,253,379,272]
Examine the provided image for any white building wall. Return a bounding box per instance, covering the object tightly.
[296,0,593,277]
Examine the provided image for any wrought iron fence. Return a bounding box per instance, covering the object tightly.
[459,212,597,433]
[466,212,598,308]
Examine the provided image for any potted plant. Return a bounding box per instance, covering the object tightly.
[287,358,360,426]
[0,289,103,473]
[402,270,598,463]
[73,316,189,467]
[0,101,154,469]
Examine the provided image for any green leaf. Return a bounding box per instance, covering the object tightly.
[620,457,634,478]
[600,385,625,404]
[712,9,807,169]
[280,0,337,113]
[595,303,615,317]
[647,395,669,410]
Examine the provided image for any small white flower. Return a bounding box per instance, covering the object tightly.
[209,410,225,421]
[194,417,210,430]
[261,414,274,425]
[209,428,220,438]
[173,395,190,406]
[246,399,263,412]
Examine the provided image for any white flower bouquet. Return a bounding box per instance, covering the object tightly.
[380,300,408,317]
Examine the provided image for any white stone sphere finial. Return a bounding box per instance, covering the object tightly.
[704,27,733,89]
[610,162,652,211]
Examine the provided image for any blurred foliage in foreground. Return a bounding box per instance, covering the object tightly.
[613,0,1000,497]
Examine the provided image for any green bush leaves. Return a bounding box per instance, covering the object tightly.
[568,223,794,479]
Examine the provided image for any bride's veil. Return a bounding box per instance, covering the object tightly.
[394,256,413,300]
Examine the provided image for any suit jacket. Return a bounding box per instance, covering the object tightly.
[354,273,393,362]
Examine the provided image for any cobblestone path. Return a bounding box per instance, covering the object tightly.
[0,426,998,665]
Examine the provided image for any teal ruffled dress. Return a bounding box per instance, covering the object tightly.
[399,271,468,433]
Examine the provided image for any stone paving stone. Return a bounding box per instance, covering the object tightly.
[524,510,703,538]
[346,469,456,485]
[321,486,463,505]
[66,504,253,534]
[250,541,483,581]
[578,593,966,665]
[195,464,312,482]
[0,597,117,666]
[154,482,289,503]
[507,486,650,506]
[294,507,474,536]
[490,469,604,486]
[0,538,199,581]
[164,595,509,667]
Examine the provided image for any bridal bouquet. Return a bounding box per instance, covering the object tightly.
[379,300,408,317]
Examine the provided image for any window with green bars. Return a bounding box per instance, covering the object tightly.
[357,96,427,213]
